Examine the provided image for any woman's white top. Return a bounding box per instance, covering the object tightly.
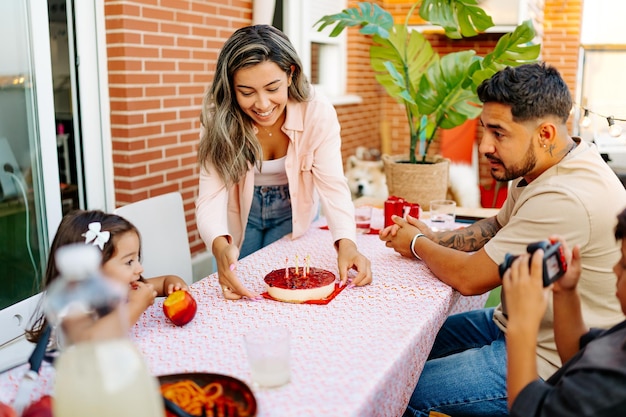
[254,156,288,186]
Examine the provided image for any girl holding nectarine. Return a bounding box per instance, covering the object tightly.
[27,210,188,344]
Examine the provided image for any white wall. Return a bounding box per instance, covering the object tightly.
[576,0,626,141]
[0,3,29,76]
[581,0,626,45]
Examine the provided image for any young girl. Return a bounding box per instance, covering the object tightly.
[27,210,188,343]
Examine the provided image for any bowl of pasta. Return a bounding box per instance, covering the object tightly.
[159,373,257,417]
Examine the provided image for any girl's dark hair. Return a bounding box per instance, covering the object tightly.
[26,210,139,343]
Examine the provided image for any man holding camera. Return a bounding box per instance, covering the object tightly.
[380,62,626,416]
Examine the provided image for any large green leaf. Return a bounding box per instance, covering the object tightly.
[370,26,436,104]
[314,2,393,38]
[471,20,540,88]
[419,0,494,39]
[417,51,482,131]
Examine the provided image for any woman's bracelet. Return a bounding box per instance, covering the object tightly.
[410,233,426,259]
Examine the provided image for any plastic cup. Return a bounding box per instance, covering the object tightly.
[244,326,291,388]
[429,199,456,231]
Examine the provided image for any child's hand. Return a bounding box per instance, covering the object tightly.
[548,235,582,294]
[129,280,157,311]
[163,275,189,295]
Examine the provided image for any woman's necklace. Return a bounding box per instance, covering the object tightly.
[256,112,285,138]
[260,125,273,137]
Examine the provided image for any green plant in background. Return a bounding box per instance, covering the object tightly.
[315,1,541,164]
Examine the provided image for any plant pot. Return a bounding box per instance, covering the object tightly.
[382,154,450,207]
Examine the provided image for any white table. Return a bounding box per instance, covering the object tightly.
[0,219,487,416]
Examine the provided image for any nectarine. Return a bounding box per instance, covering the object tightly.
[163,290,197,326]
[22,395,52,417]
[0,402,16,417]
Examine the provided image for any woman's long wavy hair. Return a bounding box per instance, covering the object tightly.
[198,25,310,186]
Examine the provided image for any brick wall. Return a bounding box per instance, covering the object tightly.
[103,0,582,256]
[105,0,251,255]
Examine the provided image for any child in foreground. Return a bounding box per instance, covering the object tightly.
[27,209,188,344]
[503,209,626,416]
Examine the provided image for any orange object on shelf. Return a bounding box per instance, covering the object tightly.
[480,180,509,208]
[439,118,478,164]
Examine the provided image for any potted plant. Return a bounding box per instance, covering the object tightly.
[315,1,540,205]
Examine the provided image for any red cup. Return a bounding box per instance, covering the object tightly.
[405,203,420,219]
[384,196,407,227]
[384,199,396,228]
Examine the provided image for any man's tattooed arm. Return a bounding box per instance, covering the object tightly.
[435,216,501,252]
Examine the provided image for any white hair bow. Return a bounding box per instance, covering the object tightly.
[82,222,111,250]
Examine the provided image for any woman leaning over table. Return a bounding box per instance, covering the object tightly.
[195,25,372,300]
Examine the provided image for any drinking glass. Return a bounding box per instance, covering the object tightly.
[429,199,456,231]
[244,326,291,388]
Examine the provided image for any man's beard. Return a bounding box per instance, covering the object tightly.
[486,144,537,182]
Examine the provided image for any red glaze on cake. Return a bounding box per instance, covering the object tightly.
[264,267,336,302]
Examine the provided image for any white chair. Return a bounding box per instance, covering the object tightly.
[114,192,193,285]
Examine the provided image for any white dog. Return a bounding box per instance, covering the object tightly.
[345,146,480,207]
[447,163,481,208]
[345,154,389,201]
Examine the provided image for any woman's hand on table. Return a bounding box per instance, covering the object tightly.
[213,237,262,301]
[379,215,432,258]
[336,239,372,287]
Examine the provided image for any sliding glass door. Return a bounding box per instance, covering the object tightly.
[0,0,62,365]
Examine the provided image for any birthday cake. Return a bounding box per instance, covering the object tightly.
[264,267,336,303]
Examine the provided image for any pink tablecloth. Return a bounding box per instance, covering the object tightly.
[0,222,487,416]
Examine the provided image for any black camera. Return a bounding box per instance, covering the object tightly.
[498,240,567,287]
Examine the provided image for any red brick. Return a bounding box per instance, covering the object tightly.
[162,48,191,59]
[166,168,195,181]
[108,60,143,72]
[164,97,192,108]
[143,34,176,46]
[177,37,204,48]
[105,3,141,17]
[142,7,175,21]
[148,135,179,147]
[162,0,191,10]
[165,144,195,157]
[146,86,177,97]
[110,113,145,125]
[149,159,179,173]
[161,22,191,35]
[146,110,178,123]
[176,12,204,25]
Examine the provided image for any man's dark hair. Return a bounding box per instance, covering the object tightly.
[477,63,572,124]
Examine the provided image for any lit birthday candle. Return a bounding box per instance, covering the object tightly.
[305,254,310,276]
[284,257,289,278]
[295,254,299,275]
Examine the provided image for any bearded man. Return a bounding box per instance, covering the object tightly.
[381,62,626,417]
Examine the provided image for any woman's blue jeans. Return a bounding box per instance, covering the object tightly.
[239,184,292,259]
[403,308,510,417]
